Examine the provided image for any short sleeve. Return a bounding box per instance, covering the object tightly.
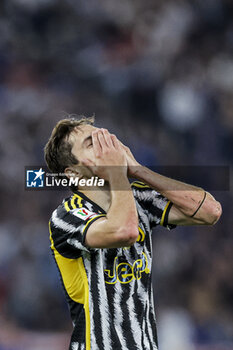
[131,181,176,230]
[49,203,106,259]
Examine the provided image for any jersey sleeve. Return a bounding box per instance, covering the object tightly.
[49,201,106,259]
[131,181,176,230]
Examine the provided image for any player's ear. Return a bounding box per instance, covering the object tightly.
[64,167,81,180]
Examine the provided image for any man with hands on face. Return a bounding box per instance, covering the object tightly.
[44,116,222,350]
[71,126,140,249]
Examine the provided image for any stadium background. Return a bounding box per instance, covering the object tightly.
[0,0,232,349]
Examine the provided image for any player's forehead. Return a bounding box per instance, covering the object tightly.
[68,124,97,146]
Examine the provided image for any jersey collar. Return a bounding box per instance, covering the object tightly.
[73,190,106,215]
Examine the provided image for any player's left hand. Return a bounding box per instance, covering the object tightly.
[110,134,141,178]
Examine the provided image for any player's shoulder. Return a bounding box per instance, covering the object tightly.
[130,181,154,203]
[49,195,71,227]
[50,192,98,223]
[131,180,164,204]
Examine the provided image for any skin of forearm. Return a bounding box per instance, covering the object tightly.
[106,173,139,235]
[133,166,214,217]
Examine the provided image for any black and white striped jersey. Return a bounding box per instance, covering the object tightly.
[49,181,175,350]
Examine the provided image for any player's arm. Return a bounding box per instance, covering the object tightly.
[118,142,222,226]
[130,166,222,226]
[82,129,139,248]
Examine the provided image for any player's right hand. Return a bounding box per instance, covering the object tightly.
[109,135,141,178]
[82,129,127,180]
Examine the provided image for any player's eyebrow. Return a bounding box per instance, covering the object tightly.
[82,135,92,148]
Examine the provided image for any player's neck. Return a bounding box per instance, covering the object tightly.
[78,183,111,213]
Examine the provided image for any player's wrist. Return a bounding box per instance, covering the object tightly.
[108,170,130,190]
[108,168,128,180]
[128,163,143,178]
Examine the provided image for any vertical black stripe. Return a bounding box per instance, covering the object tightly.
[149,306,158,348]
[132,281,143,348]
[144,303,153,349]
[103,250,121,348]
[107,287,121,348]
[90,253,105,350]
[74,197,82,208]
[70,305,86,344]
[68,200,73,210]
[148,278,158,348]
[121,284,138,350]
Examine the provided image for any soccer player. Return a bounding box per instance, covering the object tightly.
[44,117,222,350]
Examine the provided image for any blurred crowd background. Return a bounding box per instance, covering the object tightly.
[0,0,232,349]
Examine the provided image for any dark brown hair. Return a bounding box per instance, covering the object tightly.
[44,115,94,179]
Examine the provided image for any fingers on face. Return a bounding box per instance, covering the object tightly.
[92,130,101,157]
[92,129,121,156]
[92,128,112,156]
[101,128,114,148]
[110,133,120,149]
[97,130,105,149]
[97,129,114,149]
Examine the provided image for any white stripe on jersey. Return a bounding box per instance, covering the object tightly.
[134,188,167,212]
[148,212,161,225]
[138,289,157,350]
[146,300,158,350]
[141,302,151,349]
[67,238,89,253]
[71,342,78,350]
[84,201,95,211]
[114,282,128,349]
[96,252,112,350]
[82,255,100,350]
[149,278,158,349]
[135,202,152,231]
[71,342,85,350]
[127,286,142,349]
[142,239,158,350]
[52,210,79,233]
[151,191,168,211]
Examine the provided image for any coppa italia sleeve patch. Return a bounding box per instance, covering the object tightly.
[71,207,97,220]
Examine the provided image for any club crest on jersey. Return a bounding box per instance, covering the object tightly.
[72,208,96,220]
